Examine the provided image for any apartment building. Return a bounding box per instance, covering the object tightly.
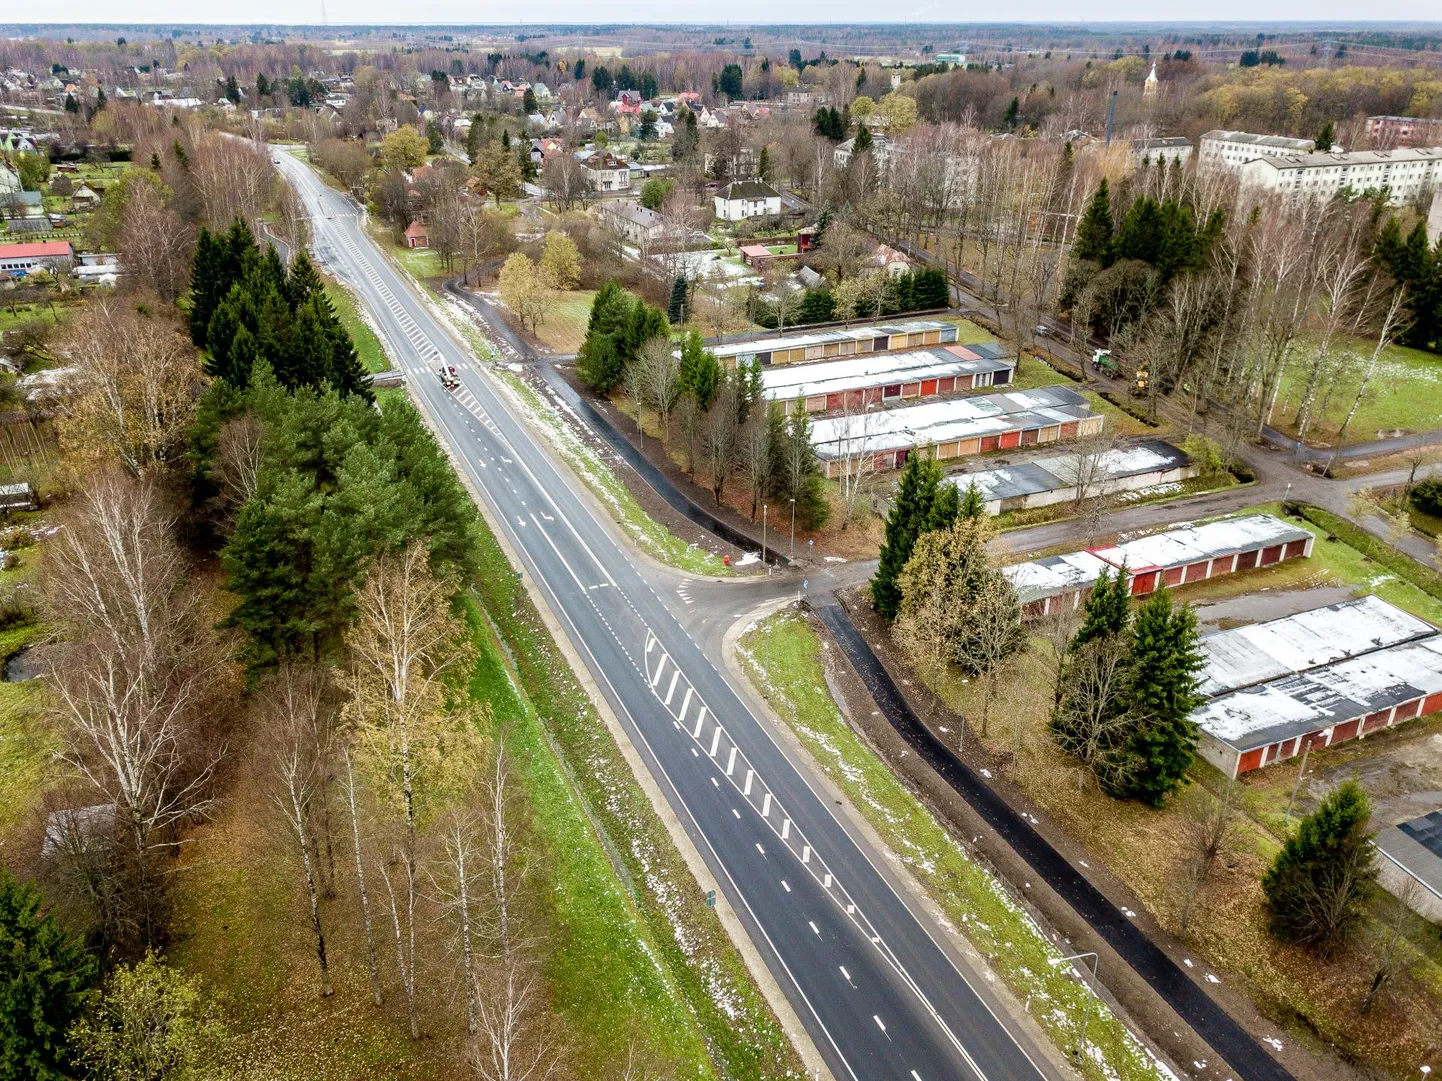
[1366,115,1442,147]
[1198,129,1314,171]
[1238,146,1442,206]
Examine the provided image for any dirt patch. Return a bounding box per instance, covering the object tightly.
[826,586,1386,1081]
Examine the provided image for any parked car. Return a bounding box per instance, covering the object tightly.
[1033,324,1050,337]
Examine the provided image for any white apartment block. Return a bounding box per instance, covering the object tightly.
[1239,147,1442,206]
[1198,129,1314,171]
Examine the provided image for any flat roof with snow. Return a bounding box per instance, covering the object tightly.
[948,439,1188,504]
[760,344,1014,401]
[808,386,1094,459]
[711,319,958,360]
[1195,635,1442,751]
[1197,594,1436,698]
[1004,513,1310,604]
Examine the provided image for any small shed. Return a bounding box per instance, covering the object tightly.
[403,220,430,249]
[0,481,37,511]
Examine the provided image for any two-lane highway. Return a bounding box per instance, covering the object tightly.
[276,148,1058,1081]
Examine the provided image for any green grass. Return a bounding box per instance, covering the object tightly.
[0,622,54,835]
[325,283,390,373]
[738,610,1172,1081]
[494,371,734,576]
[1271,338,1442,444]
[949,317,996,345]
[531,289,596,354]
[1082,391,1159,438]
[1172,501,1442,625]
[1008,355,1082,392]
[467,524,802,1081]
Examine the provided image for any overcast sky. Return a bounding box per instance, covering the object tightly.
[26,2,1442,26]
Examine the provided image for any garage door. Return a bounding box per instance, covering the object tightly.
[1259,544,1284,566]
[979,435,1000,452]
[921,379,938,395]
[1236,549,1259,571]
[999,430,1021,449]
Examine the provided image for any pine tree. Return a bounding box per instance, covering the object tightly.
[1073,566,1131,649]
[1262,780,1377,954]
[873,452,953,619]
[1074,179,1115,267]
[853,124,873,155]
[1111,589,1205,804]
[667,274,689,325]
[757,144,772,182]
[0,871,97,1081]
[678,329,720,409]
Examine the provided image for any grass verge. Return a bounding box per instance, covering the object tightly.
[0,622,55,836]
[1292,502,1442,607]
[326,282,390,374]
[738,608,1173,1081]
[468,522,803,1081]
[491,369,733,577]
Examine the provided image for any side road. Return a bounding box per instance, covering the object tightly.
[812,596,1298,1081]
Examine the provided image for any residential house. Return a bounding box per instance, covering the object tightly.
[583,153,631,193]
[0,190,43,219]
[871,244,911,277]
[70,182,101,208]
[0,239,74,274]
[601,200,664,248]
[713,180,782,221]
[0,163,18,194]
[403,220,430,249]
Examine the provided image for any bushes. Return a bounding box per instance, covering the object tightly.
[751,266,950,330]
[1410,476,1442,517]
[576,280,668,392]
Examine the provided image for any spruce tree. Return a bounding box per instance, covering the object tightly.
[187,227,222,346]
[958,479,985,519]
[1112,588,1205,804]
[1074,179,1115,267]
[1262,780,1377,953]
[1072,566,1131,648]
[284,251,325,311]
[0,871,97,1081]
[667,274,689,325]
[873,452,945,619]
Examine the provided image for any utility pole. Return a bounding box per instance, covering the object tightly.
[1283,742,1312,827]
[789,497,796,560]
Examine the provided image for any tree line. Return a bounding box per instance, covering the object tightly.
[577,281,829,529]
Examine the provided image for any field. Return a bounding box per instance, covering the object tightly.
[1271,338,1442,445]
[738,608,1172,1081]
[530,289,596,355]
[923,502,1442,1075]
[325,282,390,373]
[949,316,997,345]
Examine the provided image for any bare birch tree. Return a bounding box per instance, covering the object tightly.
[266,664,336,997]
[41,472,226,948]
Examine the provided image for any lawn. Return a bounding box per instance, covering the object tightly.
[1082,391,1160,438]
[530,289,595,355]
[325,282,390,373]
[1271,337,1442,445]
[0,622,54,837]
[738,609,1173,1081]
[1008,354,1082,392]
[949,317,996,345]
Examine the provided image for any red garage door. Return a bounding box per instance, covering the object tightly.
[1362,710,1392,734]
[1238,747,1266,773]
[921,379,938,396]
[1333,718,1361,743]
[1183,560,1210,583]
[936,376,956,393]
[1163,566,1184,587]
[1059,421,1079,438]
[1284,539,1308,559]
[826,392,843,411]
[979,435,1001,452]
[999,430,1021,449]
[1423,692,1442,716]
[1130,570,1161,595]
[1236,549,1259,571]
[1259,544,1284,566]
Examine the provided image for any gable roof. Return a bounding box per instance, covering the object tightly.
[0,240,71,258]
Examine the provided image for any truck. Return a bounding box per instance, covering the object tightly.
[1092,349,1119,376]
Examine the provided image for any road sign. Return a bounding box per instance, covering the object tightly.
[705,889,716,908]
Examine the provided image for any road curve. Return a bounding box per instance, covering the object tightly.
[276,148,1059,1081]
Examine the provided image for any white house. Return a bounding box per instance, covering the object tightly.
[1199,129,1314,171]
[1239,146,1442,206]
[713,180,782,221]
[601,200,664,248]
[583,153,631,193]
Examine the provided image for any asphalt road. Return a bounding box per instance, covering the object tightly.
[275,148,1060,1081]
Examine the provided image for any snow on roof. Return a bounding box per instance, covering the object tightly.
[760,345,1013,401]
[1198,594,1436,698]
[1004,513,1309,603]
[711,319,956,359]
[809,386,1095,459]
[1195,635,1442,750]
[1090,513,1309,573]
[949,438,1188,504]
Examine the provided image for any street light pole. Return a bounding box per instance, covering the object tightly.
[789,498,796,560]
[1283,742,1312,827]
[1049,951,1099,1066]
[762,504,768,574]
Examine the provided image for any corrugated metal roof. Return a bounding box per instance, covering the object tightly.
[1195,635,1442,750]
[711,319,956,359]
[760,345,1013,401]
[1198,594,1435,698]
[950,439,1188,503]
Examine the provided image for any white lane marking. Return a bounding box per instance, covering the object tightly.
[874,1016,889,1039]
[708,726,722,758]
[781,880,791,893]
[755,843,766,856]
[809,921,820,936]
[732,808,741,820]
[664,669,679,706]
[725,746,737,777]
[840,965,853,986]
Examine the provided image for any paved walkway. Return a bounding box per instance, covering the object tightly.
[812,598,1296,1081]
